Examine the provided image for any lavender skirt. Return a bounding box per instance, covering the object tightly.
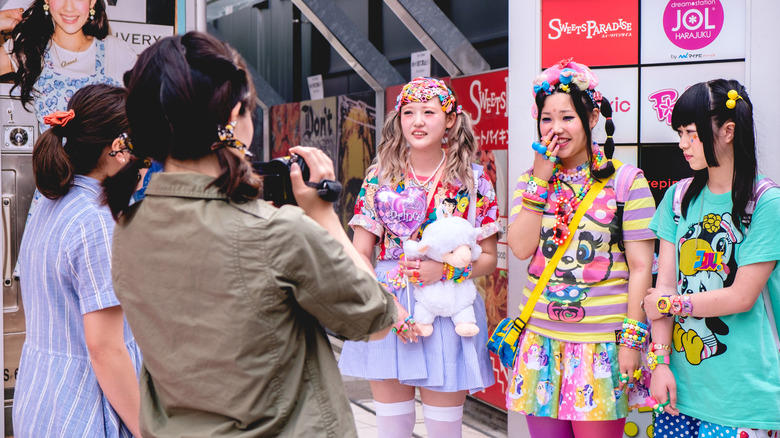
[338,260,495,393]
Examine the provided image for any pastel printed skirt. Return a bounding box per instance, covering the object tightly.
[506,330,651,421]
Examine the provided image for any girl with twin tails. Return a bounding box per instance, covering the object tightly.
[15,83,142,437]
[339,77,500,438]
[506,59,657,437]
[644,79,780,437]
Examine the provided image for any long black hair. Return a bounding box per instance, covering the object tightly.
[103,31,259,219]
[671,79,755,226]
[10,0,110,108]
[534,83,615,179]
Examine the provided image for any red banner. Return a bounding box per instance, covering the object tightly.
[450,70,508,151]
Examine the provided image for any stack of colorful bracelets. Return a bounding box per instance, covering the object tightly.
[618,317,649,350]
[522,176,549,215]
[442,262,473,283]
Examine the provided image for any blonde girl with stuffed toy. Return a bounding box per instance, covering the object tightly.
[643,79,780,437]
[505,59,657,438]
[339,77,500,438]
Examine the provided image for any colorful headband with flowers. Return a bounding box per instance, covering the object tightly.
[532,58,599,96]
[395,77,462,115]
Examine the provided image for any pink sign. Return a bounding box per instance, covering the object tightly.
[663,0,724,50]
[648,89,679,126]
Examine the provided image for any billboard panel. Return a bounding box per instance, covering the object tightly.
[641,0,746,64]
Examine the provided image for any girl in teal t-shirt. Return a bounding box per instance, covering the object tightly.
[645,79,780,436]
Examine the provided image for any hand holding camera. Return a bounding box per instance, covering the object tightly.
[287,146,334,211]
[252,147,342,207]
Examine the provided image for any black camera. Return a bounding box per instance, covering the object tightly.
[252,154,342,206]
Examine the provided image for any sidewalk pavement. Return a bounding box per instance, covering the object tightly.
[332,336,508,438]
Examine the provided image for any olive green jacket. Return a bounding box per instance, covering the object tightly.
[112,172,395,437]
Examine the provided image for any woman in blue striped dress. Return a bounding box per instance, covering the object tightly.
[13,83,142,437]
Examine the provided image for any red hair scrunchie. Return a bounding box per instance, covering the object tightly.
[43,109,76,127]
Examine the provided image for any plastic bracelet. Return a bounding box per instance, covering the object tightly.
[522,191,546,204]
[679,294,693,318]
[530,175,549,188]
[521,200,545,212]
[522,204,544,215]
[624,317,649,330]
[522,202,545,213]
[652,343,671,353]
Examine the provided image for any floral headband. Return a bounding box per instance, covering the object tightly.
[395,77,462,114]
[532,58,602,105]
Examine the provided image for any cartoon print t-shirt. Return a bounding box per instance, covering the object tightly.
[651,180,780,430]
[511,163,657,343]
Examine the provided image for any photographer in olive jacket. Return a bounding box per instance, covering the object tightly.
[103,31,403,437]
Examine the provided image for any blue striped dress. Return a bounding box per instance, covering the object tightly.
[13,175,142,437]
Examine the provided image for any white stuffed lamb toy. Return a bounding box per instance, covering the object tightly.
[403,215,482,337]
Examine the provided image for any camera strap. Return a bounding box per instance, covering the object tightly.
[304,179,343,202]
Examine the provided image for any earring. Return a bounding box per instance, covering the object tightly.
[89,7,95,20]
[43,3,49,15]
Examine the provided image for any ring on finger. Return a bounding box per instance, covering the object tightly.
[633,369,643,380]
[405,316,416,325]
[542,139,551,146]
[619,373,629,383]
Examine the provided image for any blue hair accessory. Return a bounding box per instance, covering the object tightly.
[559,68,576,85]
[534,81,551,95]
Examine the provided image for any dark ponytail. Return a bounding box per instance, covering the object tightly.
[592,95,615,179]
[33,83,127,200]
[106,31,259,220]
[33,128,73,199]
[102,155,149,218]
[11,0,110,108]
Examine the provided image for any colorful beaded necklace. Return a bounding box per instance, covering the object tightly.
[551,162,595,245]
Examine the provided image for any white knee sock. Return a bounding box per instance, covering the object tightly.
[374,399,416,438]
[422,403,463,438]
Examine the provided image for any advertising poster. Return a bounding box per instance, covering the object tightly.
[107,0,175,55]
[590,67,639,145]
[270,102,301,159]
[299,97,339,170]
[641,0,746,64]
[384,83,406,114]
[541,0,638,67]
[451,70,509,409]
[639,61,744,143]
[337,92,376,235]
[639,144,693,204]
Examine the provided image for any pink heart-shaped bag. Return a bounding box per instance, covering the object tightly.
[374,186,428,237]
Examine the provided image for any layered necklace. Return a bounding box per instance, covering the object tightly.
[408,148,446,189]
[551,162,594,245]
